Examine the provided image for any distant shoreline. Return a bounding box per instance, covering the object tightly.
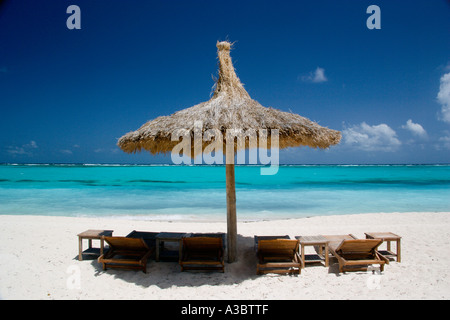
[2,210,450,223]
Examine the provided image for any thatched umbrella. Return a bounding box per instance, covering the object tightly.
[118,41,341,262]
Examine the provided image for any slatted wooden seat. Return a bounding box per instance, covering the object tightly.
[256,238,302,275]
[329,239,389,273]
[98,236,154,273]
[179,237,225,272]
[322,234,358,252]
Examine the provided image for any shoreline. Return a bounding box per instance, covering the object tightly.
[1,211,450,299]
[2,210,450,224]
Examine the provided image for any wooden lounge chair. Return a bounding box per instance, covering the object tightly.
[328,238,389,273]
[322,234,357,250]
[254,235,290,252]
[179,237,225,272]
[126,230,158,258]
[98,236,154,273]
[255,238,302,275]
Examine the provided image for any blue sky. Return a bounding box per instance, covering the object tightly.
[0,0,449,164]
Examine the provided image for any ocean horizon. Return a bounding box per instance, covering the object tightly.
[1,163,449,221]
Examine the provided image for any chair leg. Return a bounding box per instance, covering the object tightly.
[143,261,147,273]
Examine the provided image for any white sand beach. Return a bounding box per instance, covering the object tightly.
[1,211,450,300]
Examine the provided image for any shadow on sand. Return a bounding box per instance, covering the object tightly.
[76,234,341,289]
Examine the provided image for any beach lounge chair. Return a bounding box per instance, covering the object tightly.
[98,236,154,273]
[255,236,302,275]
[323,234,358,249]
[126,230,158,258]
[328,238,388,273]
[179,237,225,272]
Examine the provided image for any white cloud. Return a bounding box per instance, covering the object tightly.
[7,147,28,156]
[27,141,38,149]
[436,131,450,150]
[301,67,328,83]
[342,122,401,152]
[6,141,38,156]
[94,147,119,154]
[444,62,450,72]
[401,119,427,138]
[437,72,450,123]
[439,136,450,149]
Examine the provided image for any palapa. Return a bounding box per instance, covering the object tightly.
[118,41,341,262]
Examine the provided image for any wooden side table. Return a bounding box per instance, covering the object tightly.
[296,235,329,268]
[365,232,401,262]
[77,229,113,261]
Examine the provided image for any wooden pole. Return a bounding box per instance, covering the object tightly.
[226,163,237,263]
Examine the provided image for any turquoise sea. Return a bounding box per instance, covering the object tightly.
[0,164,449,221]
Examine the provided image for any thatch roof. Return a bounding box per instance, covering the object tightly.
[118,41,341,155]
